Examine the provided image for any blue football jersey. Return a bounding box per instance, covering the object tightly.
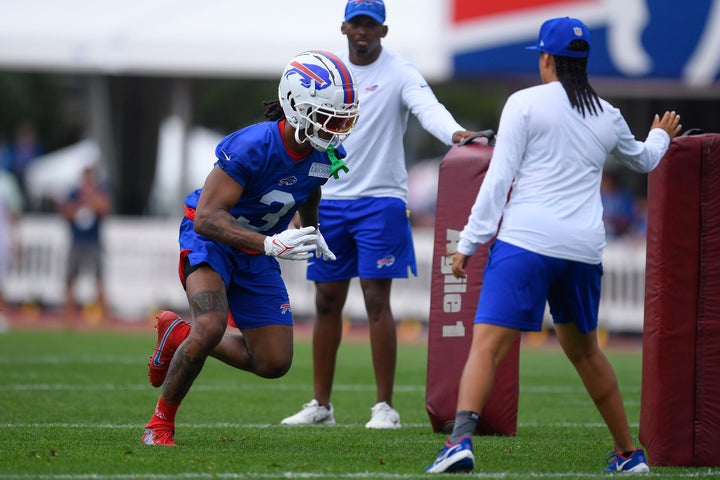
[185,120,345,236]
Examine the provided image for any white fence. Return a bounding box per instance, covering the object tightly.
[5,215,647,331]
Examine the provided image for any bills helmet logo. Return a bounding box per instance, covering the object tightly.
[280,303,292,314]
[285,61,331,90]
[376,255,396,269]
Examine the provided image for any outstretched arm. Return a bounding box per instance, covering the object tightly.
[193,166,266,251]
[194,167,318,260]
[452,130,476,144]
[650,111,682,140]
[297,186,335,261]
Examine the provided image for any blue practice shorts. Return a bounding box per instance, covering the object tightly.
[475,240,602,334]
[307,197,417,282]
[178,218,292,329]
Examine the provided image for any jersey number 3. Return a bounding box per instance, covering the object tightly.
[236,190,295,233]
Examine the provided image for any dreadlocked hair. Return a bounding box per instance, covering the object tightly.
[263,100,285,121]
[554,39,603,117]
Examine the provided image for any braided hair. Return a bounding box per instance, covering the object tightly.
[263,100,285,121]
[554,39,603,117]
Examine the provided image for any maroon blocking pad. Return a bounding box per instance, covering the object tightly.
[425,134,519,435]
[640,133,720,466]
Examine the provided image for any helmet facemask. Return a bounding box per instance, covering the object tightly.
[293,100,358,152]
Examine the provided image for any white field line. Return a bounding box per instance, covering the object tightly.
[0,471,719,479]
[0,355,143,364]
[2,421,634,429]
[0,383,422,392]
[0,383,642,394]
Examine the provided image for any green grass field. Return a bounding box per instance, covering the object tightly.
[1,327,718,479]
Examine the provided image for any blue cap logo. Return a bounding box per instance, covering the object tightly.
[345,0,386,24]
[526,17,591,59]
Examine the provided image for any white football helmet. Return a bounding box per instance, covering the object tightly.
[278,50,359,152]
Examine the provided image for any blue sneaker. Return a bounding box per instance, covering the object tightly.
[425,437,474,473]
[604,449,650,473]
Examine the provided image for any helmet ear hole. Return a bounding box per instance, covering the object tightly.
[278,50,359,152]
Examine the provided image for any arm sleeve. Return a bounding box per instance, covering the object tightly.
[610,109,671,173]
[215,133,259,188]
[401,65,464,145]
[456,94,525,255]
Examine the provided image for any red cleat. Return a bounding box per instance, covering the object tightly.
[141,427,176,447]
[147,311,191,387]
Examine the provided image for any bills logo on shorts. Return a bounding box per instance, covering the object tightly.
[376,255,396,269]
[280,303,292,314]
[285,61,331,91]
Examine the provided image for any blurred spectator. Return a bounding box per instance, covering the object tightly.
[0,166,24,332]
[629,195,648,240]
[600,171,636,238]
[0,135,13,171]
[407,159,440,228]
[9,121,43,203]
[57,165,112,325]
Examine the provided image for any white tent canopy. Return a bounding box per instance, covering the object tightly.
[24,126,223,215]
[3,0,452,215]
[0,0,451,81]
[24,138,102,209]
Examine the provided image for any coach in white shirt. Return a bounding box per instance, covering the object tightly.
[281,0,474,430]
[426,16,681,474]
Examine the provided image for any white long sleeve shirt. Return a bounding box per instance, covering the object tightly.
[322,48,465,202]
[457,81,671,264]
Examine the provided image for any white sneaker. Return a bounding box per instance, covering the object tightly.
[281,399,336,425]
[365,402,401,429]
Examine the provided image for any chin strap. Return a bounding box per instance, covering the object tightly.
[327,144,349,179]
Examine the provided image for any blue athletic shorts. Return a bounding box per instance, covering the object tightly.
[307,197,417,282]
[178,217,292,329]
[474,240,602,334]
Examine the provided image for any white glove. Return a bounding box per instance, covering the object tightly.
[315,227,336,261]
[264,226,318,260]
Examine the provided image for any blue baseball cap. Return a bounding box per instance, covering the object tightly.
[345,0,386,24]
[526,17,591,58]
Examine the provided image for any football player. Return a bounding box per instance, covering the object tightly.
[142,50,359,447]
